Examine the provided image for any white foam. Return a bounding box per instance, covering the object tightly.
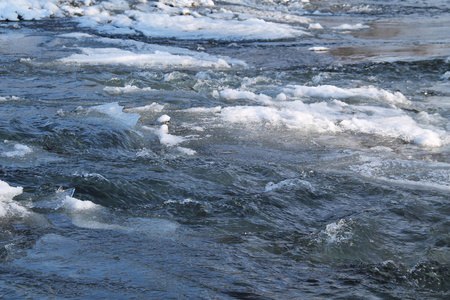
[265,178,314,193]
[2,143,32,157]
[0,95,20,101]
[92,102,141,127]
[323,219,354,244]
[103,85,152,95]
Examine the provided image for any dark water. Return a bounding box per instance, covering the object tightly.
[0,0,449,299]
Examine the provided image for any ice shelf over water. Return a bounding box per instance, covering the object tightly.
[1,0,307,40]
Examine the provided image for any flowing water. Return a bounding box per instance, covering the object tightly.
[0,0,449,299]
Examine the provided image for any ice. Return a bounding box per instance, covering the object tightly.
[283,85,411,106]
[92,102,141,127]
[124,102,165,114]
[0,180,27,218]
[126,11,305,40]
[157,124,184,146]
[176,147,197,155]
[0,180,22,203]
[103,85,152,95]
[308,23,324,30]
[1,1,305,41]
[63,195,102,212]
[159,0,215,7]
[340,114,444,147]
[220,102,341,133]
[441,71,450,80]
[218,86,446,147]
[218,89,272,103]
[308,47,329,52]
[0,0,61,21]
[58,47,233,69]
[276,93,287,101]
[156,114,171,124]
[332,23,370,30]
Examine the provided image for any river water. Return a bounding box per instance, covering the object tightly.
[0,0,449,298]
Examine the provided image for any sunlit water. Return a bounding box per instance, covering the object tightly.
[0,0,449,298]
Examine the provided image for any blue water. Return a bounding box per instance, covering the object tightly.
[0,0,449,298]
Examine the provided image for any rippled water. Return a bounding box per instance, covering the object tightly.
[1,0,449,299]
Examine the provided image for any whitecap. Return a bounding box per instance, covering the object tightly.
[265,178,314,193]
[2,143,33,158]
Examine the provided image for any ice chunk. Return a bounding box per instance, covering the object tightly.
[308,23,324,30]
[103,85,152,95]
[308,47,329,52]
[92,102,140,127]
[63,196,101,212]
[124,102,165,113]
[332,23,370,30]
[156,114,171,124]
[219,89,272,103]
[58,48,233,69]
[157,125,184,146]
[284,85,410,106]
[0,180,27,218]
[0,180,22,203]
